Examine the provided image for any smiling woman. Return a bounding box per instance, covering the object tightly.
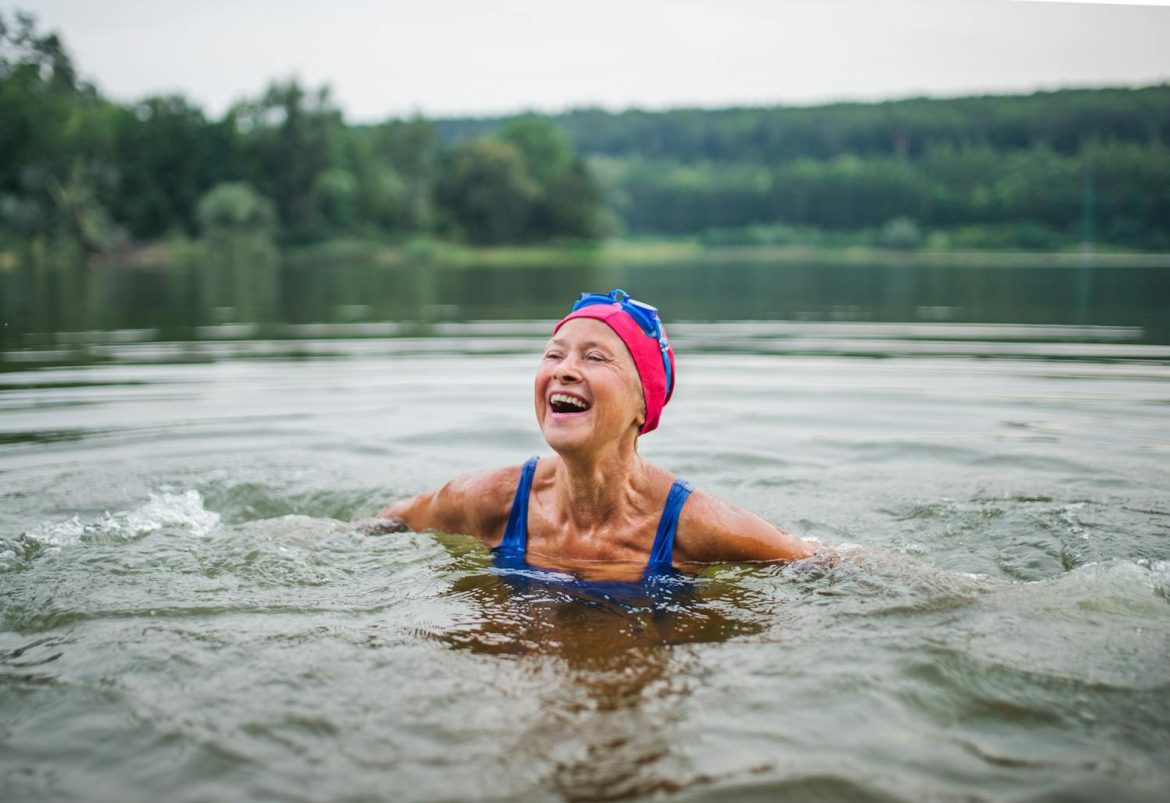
[375,289,826,582]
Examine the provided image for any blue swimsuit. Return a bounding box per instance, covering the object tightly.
[492,456,693,582]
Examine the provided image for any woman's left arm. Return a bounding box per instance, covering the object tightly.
[674,490,831,565]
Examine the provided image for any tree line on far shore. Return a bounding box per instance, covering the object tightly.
[444,87,1170,252]
[3,11,1168,262]
[1,12,602,260]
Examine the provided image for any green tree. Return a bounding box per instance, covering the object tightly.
[436,138,539,244]
[0,11,117,256]
[361,117,440,233]
[196,181,277,237]
[110,95,240,238]
[499,116,573,186]
[878,217,922,250]
[230,79,343,240]
[312,167,359,233]
[498,117,603,240]
[542,160,605,240]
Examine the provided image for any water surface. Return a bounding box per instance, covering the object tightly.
[2,259,1170,801]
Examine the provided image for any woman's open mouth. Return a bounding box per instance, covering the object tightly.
[549,392,591,414]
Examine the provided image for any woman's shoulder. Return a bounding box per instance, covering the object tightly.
[448,462,529,517]
[449,462,527,493]
[674,487,821,565]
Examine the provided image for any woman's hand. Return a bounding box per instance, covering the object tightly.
[352,516,410,535]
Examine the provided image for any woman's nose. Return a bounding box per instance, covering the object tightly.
[555,355,582,382]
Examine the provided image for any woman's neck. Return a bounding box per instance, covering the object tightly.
[551,441,648,531]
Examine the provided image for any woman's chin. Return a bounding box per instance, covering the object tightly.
[540,415,596,451]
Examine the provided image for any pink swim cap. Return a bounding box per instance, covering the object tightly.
[553,290,675,435]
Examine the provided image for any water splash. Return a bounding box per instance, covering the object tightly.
[2,490,221,572]
[110,489,221,539]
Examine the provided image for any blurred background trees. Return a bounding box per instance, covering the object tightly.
[0,11,118,257]
[3,11,1168,258]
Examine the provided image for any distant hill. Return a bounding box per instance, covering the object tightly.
[434,85,1170,162]
[432,86,1170,250]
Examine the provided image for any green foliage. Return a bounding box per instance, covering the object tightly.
[878,217,923,250]
[435,118,603,243]
[541,160,606,240]
[354,118,440,233]
[196,182,276,235]
[497,117,605,240]
[2,11,1167,254]
[229,80,344,241]
[499,116,573,186]
[0,11,117,255]
[0,11,80,93]
[44,161,118,252]
[935,223,1066,252]
[436,138,540,244]
[1,15,605,251]
[440,87,1170,250]
[438,86,1170,163]
[312,168,360,232]
[110,95,239,238]
[196,181,278,268]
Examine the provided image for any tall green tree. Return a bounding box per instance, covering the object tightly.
[111,95,240,238]
[436,138,539,244]
[499,117,603,240]
[0,11,117,255]
[363,117,441,232]
[230,79,344,240]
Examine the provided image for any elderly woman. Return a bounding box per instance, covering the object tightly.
[378,289,828,582]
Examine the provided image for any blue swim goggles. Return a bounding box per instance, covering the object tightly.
[571,289,674,400]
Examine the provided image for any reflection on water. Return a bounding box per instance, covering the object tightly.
[4,255,1170,355]
[424,541,1018,800]
[438,567,768,661]
[425,550,771,799]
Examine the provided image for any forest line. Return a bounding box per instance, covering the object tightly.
[3,11,1168,265]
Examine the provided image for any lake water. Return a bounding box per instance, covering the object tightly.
[2,257,1169,801]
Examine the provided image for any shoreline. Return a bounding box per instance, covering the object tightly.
[6,238,1170,273]
[298,239,1170,269]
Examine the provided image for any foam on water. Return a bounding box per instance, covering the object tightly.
[2,490,221,572]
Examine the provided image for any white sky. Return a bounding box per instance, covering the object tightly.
[15,0,1170,121]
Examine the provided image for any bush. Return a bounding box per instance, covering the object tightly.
[878,217,923,250]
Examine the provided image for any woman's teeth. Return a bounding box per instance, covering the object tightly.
[550,393,589,412]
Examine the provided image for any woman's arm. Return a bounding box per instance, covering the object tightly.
[372,465,519,545]
[674,490,831,565]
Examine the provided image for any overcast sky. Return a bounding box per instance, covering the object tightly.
[16,0,1170,121]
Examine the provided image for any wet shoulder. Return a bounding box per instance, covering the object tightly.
[672,488,816,565]
[446,463,527,546]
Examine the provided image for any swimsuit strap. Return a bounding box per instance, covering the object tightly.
[495,456,538,560]
[645,479,693,575]
[495,459,692,578]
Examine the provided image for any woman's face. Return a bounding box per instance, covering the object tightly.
[535,318,645,455]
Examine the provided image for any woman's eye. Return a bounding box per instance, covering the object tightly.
[586,352,606,362]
